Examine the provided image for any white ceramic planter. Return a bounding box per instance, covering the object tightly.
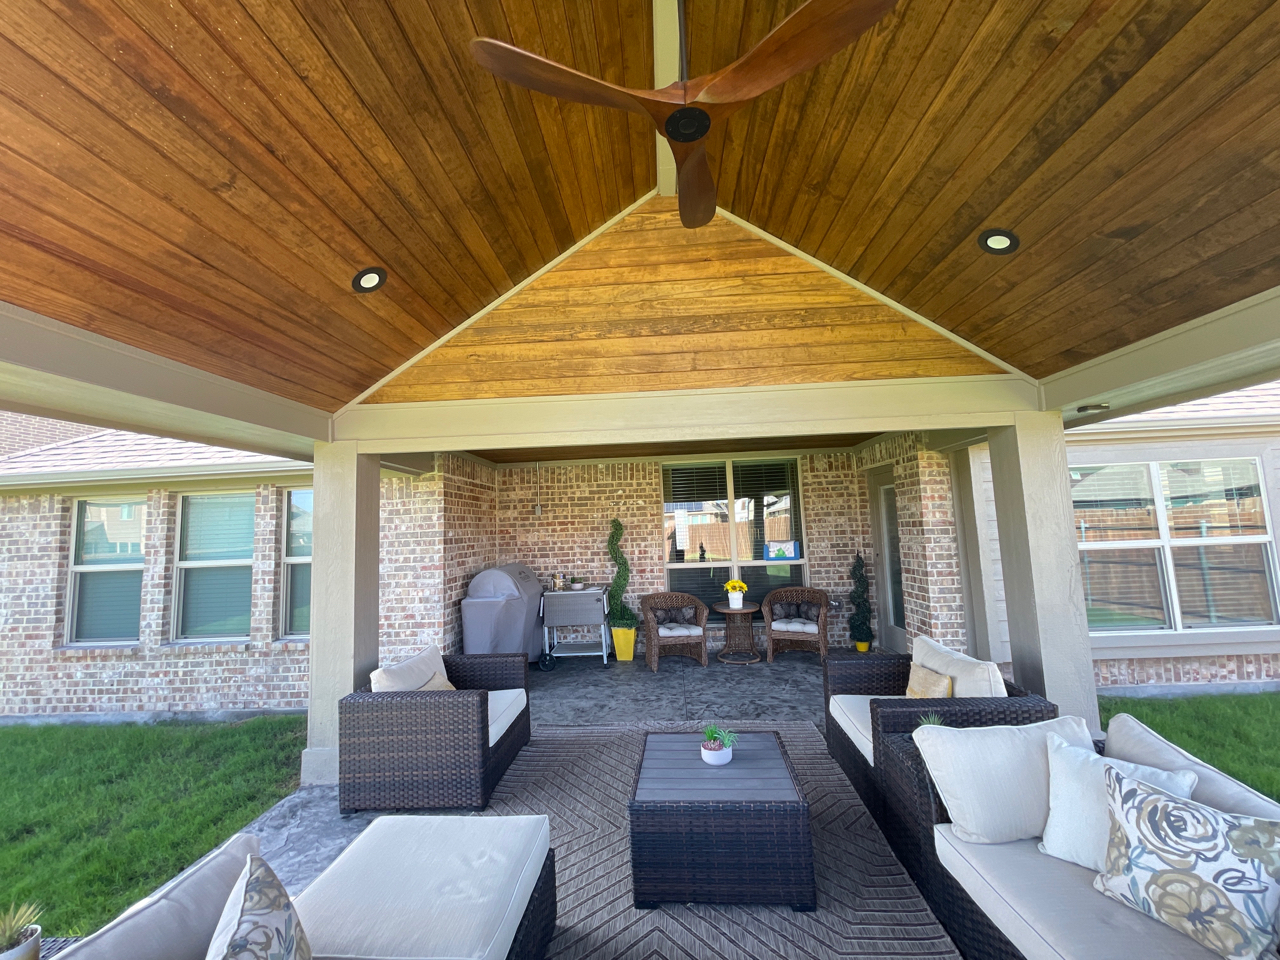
[727,591,743,610]
[701,743,732,765]
[1,926,40,960]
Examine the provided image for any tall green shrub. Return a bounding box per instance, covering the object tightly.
[849,551,874,649]
[607,518,639,628]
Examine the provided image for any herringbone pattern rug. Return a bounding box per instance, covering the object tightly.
[487,721,960,959]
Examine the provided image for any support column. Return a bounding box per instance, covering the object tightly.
[301,441,381,785]
[951,445,1009,664]
[988,412,1100,733]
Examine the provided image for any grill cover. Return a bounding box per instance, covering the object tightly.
[461,563,544,661]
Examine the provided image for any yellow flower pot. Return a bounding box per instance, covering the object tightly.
[855,641,871,653]
[612,627,636,661]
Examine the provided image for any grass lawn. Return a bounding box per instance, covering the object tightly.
[1099,692,1280,801]
[0,715,305,936]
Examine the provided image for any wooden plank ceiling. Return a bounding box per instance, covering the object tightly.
[0,0,653,410]
[367,197,1000,401]
[688,0,1280,378]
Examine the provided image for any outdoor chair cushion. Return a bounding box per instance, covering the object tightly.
[59,833,260,960]
[771,602,799,620]
[934,824,1220,960]
[913,636,1006,698]
[913,716,1094,843]
[1104,713,1280,819]
[772,618,818,634]
[295,814,550,960]
[829,693,907,764]
[370,645,447,693]
[488,688,527,746]
[656,623,703,638]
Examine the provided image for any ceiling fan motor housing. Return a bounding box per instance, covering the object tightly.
[665,107,711,142]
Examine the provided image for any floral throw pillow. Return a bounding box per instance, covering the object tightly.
[206,855,311,960]
[1094,766,1280,960]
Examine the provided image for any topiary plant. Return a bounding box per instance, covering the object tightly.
[849,551,874,649]
[607,518,639,629]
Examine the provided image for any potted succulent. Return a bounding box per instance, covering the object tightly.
[723,578,748,610]
[606,519,639,660]
[849,552,874,652]
[0,903,41,960]
[569,577,585,591]
[700,725,738,765]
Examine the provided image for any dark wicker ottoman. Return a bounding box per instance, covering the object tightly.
[628,732,816,911]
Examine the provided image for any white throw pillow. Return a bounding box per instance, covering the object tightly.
[206,855,311,960]
[912,715,1093,843]
[1039,732,1198,872]
[912,636,1006,698]
[370,645,447,693]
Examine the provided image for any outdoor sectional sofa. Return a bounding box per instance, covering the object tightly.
[876,716,1280,960]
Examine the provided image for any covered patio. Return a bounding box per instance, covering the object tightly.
[4,0,1280,957]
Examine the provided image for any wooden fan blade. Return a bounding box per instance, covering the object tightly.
[689,0,897,106]
[675,144,717,228]
[472,38,666,118]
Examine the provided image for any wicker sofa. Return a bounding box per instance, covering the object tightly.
[640,592,709,672]
[761,586,829,661]
[824,650,1054,821]
[339,652,530,812]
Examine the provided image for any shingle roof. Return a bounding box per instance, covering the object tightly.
[0,429,306,477]
[1115,380,1280,422]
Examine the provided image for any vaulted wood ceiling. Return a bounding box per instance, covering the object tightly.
[1,0,1279,409]
[369,197,999,401]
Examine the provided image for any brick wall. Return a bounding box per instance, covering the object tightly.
[1094,654,1280,687]
[798,453,871,647]
[0,412,99,459]
[379,461,444,662]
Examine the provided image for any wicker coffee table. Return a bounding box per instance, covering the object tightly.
[628,732,816,910]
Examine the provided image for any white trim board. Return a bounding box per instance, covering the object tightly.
[338,191,658,412]
[334,374,1039,453]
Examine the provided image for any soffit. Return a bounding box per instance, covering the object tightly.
[469,432,880,464]
[0,0,653,412]
[365,196,1001,402]
[690,0,1280,378]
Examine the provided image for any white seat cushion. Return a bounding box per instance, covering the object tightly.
[913,635,1006,698]
[60,834,260,960]
[296,815,550,960]
[828,694,907,765]
[656,623,703,638]
[772,618,818,634]
[1104,713,1280,819]
[934,824,1220,960]
[370,645,446,693]
[488,688,527,746]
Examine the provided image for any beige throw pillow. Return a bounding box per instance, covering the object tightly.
[417,671,455,691]
[912,635,1006,698]
[370,645,447,693]
[906,663,952,699]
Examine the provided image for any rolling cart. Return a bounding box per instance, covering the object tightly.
[540,588,610,670]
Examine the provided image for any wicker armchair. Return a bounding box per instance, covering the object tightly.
[338,653,529,812]
[640,592,709,672]
[823,651,1055,822]
[761,586,829,661]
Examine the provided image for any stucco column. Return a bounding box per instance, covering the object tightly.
[301,441,381,785]
[987,412,1100,734]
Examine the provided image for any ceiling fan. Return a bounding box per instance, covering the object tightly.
[471,0,897,228]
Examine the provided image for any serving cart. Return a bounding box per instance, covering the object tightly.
[540,587,611,670]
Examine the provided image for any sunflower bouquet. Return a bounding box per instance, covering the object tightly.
[723,579,748,595]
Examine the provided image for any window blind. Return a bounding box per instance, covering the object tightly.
[663,464,727,504]
[287,490,313,558]
[181,566,252,638]
[181,495,255,561]
[74,570,143,641]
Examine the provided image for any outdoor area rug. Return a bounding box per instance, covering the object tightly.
[249,720,959,959]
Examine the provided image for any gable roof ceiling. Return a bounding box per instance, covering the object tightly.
[0,0,1278,411]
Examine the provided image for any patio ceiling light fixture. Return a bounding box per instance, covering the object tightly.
[1076,403,1111,414]
[352,267,387,292]
[978,229,1019,255]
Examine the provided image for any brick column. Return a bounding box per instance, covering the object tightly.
[251,484,283,645]
[139,489,176,650]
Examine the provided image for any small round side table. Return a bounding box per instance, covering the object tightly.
[713,601,760,664]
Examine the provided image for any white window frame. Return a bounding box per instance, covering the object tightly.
[1075,457,1279,634]
[662,459,809,603]
[172,490,257,643]
[280,487,312,640]
[66,496,147,645]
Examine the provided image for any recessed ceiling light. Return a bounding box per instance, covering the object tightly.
[352,267,387,292]
[978,229,1020,255]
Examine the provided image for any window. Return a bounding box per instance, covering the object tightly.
[69,499,146,642]
[1071,459,1277,632]
[283,490,312,637]
[663,460,805,614]
[176,493,255,639]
